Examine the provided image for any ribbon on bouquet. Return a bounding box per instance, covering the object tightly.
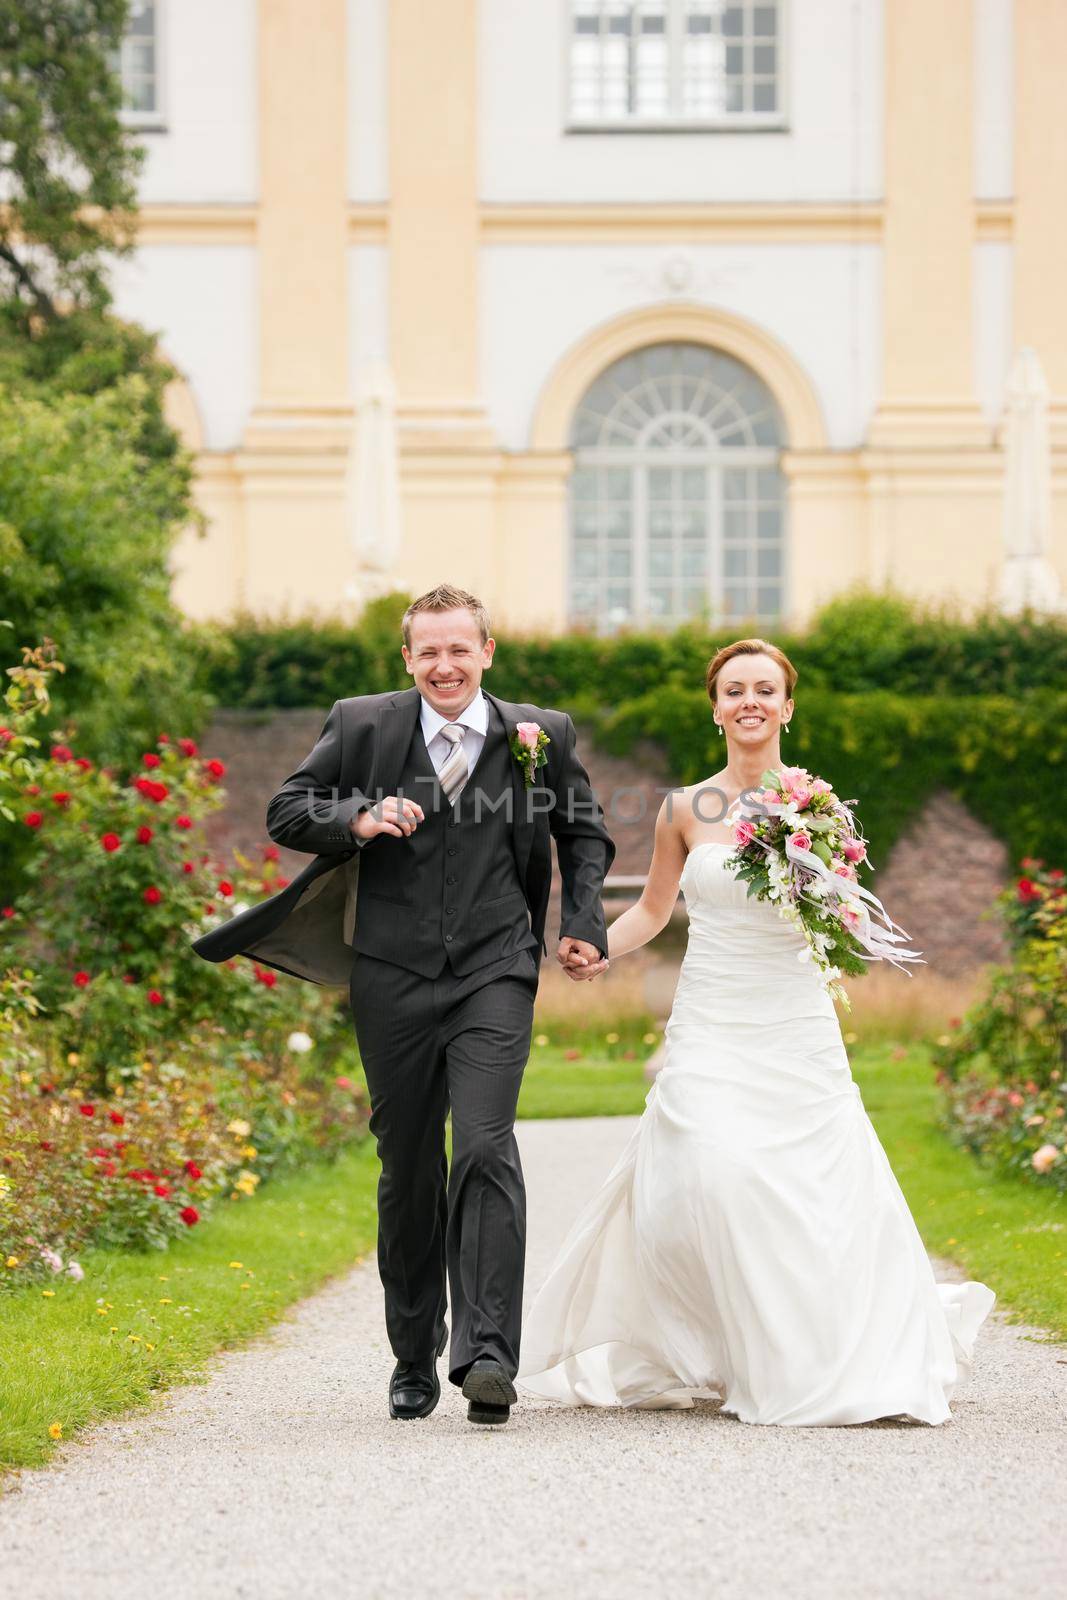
[733,799,925,976]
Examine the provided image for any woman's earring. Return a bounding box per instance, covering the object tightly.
[717,722,724,737]
[783,722,790,734]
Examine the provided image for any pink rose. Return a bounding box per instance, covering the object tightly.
[1032,1143,1061,1174]
[842,839,866,864]
[811,778,833,797]
[831,857,857,880]
[515,722,541,750]
[838,904,861,931]
[758,788,781,807]
[790,787,812,809]
[733,818,756,847]
[789,830,812,853]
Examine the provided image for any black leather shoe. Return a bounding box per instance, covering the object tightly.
[389,1323,448,1420]
[462,1357,517,1426]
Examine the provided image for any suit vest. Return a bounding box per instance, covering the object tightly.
[351,699,539,979]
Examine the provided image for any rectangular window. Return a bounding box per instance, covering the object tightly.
[115,0,163,126]
[568,0,786,130]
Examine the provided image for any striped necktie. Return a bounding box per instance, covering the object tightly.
[437,722,468,807]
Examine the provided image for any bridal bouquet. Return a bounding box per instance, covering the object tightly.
[725,764,923,1008]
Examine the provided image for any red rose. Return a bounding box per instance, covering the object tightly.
[122,973,135,984]
[179,1206,200,1226]
[50,744,74,762]
[108,1109,125,1125]
[181,861,194,874]
[253,966,277,988]
[276,877,290,890]
[143,885,162,905]
[39,1139,54,1151]
[184,1160,203,1180]
[50,791,71,806]
[147,989,164,1006]
[217,879,233,897]
[263,845,280,862]
[1017,877,1040,902]
[204,759,226,779]
[176,815,193,830]
[136,825,154,844]
[179,738,199,757]
[24,811,43,828]
[2,906,14,918]
[74,757,92,771]
[73,971,91,988]
[100,1159,117,1177]
[157,733,170,744]
[0,727,12,744]
[133,777,168,803]
[1050,869,1065,882]
[153,1182,171,1197]
[142,752,161,769]
[101,832,122,852]
[79,1103,95,1117]
[335,1075,353,1090]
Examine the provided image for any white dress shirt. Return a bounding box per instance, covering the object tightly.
[419,688,489,780]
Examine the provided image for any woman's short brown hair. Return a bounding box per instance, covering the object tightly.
[705,637,798,704]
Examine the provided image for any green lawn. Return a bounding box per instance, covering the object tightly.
[0,1137,380,1477]
[518,1045,652,1119]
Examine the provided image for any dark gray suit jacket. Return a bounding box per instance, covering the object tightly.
[191,686,615,987]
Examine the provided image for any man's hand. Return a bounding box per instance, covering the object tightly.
[351,796,425,842]
[557,936,609,983]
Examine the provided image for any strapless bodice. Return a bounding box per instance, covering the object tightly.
[671,841,836,1025]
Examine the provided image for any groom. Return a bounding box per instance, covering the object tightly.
[195,584,614,1426]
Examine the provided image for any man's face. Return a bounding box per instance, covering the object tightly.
[402,607,495,717]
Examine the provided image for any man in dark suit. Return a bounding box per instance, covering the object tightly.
[193,583,614,1426]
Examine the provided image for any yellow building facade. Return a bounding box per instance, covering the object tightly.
[119,0,1067,635]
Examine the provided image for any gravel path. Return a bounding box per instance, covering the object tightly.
[2,1116,1065,1599]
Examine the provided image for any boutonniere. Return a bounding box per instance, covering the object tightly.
[510,721,550,787]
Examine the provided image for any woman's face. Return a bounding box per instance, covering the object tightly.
[714,652,793,745]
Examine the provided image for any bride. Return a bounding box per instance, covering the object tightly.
[519,638,995,1426]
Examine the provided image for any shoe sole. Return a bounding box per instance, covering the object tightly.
[467,1401,509,1426]
[461,1360,517,1418]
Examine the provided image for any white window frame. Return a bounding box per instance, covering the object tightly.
[563,0,790,134]
[117,0,166,131]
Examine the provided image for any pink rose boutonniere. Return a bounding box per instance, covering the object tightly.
[510,721,550,787]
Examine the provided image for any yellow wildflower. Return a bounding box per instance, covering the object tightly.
[239,1284,250,1291]
[96,1308,107,1316]
[145,1342,155,1352]
[42,1289,55,1298]
[605,1032,620,1044]
[642,1032,658,1045]
[159,1297,172,1304]
[241,1145,257,1160]
[228,1261,243,1270]
[18,1070,31,1084]
[5,1255,18,1269]
[67,1052,79,1066]
[534,1034,549,1047]
[49,1422,63,1440]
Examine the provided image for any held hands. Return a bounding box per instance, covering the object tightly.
[557,936,609,983]
[351,795,425,841]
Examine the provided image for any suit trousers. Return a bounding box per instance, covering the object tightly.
[348,945,538,1386]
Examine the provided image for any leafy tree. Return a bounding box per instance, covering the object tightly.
[0,381,209,766]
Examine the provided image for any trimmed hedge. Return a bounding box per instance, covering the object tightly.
[190,590,1067,710]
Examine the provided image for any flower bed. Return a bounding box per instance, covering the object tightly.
[1,640,368,1288]
[933,858,1067,1190]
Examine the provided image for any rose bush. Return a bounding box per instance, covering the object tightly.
[1,639,351,1091]
[933,858,1067,1190]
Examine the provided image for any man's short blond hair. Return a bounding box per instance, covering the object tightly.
[401,584,492,649]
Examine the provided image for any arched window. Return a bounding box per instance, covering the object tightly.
[568,341,787,632]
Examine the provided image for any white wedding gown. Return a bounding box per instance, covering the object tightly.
[518,841,995,1426]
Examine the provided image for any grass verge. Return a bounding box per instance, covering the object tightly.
[1,1137,379,1478]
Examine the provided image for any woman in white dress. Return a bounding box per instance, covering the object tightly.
[519,638,995,1426]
